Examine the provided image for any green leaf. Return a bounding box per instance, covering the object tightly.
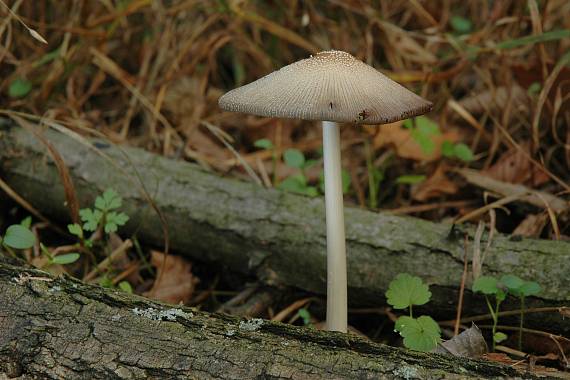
[386,273,431,309]
[500,274,524,292]
[453,143,474,162]
[51,253,80,265]
[8,77,33,98]
[67,223,83,238]
[3,225,35,249]
[96,189,122,211]
[99,276,114,288]
[20,216,32,229]
[105,211,129,233]
[278,175,308,195]
[441,141,455,157]
[305,186,319,197]
[118,280,133,293]
[254,138,273,150]
[527,82,542,95]
[396,175,426,185]
[494,332,507,343]
[80,208,102,231]
[496,29,570,49]
[472,276,499,295]
[415,116,441,137]
[297,308,311,326]
[395,316,441,352]
[450,16,473,34]
[517,281,541,297]
[283,149,305,169]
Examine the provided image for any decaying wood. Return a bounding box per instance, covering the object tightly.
[0,122,569,334]
[0,261,540,379]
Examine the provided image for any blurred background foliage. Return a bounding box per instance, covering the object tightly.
[1,0,569,238]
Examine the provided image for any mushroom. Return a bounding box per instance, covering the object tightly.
[219,50,432,332]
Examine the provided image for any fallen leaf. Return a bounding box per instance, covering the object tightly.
[374,123,460,162]
[144,250,198,304]
[433,323,488,358]
[483,142,549,186]
[412,164,459,201]
[512,213,548,238]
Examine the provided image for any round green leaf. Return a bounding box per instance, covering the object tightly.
[396,315,441,352]
[8,77,33,98]
[472,276,498,295]
[3,225,35,249]
[277,175,308,194]
[118,280,133,293]
[441,141,455,157]
[493,332,507,343]
[283,149,305,169]
[386,273,431,309]
[254,138,273,150]
[450,16,473,34]
[500,274,524,292]
[453,143,474,162]
[52,253,80,265]
[519,281,541,297]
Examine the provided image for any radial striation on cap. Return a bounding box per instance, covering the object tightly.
[219,50,432,125]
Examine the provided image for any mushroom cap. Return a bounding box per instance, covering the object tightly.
[219,50,432,125]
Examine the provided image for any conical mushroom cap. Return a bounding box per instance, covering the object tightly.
[219,50,432,125]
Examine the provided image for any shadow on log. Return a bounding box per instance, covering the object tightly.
[0,261,542,379]
[0,121,568,334]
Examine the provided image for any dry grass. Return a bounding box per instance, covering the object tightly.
[1,0,569,237]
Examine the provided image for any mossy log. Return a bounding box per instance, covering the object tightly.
[0,122,568,334]
[0,261,542,379]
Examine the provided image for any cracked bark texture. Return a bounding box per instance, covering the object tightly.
[0,122,568,334]
[0,262,542,379]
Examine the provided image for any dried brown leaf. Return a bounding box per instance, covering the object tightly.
[144,250,198,305]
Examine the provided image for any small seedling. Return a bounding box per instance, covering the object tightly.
[39,243,80,266]
[68,188,130,245]
[500,274,541,350]
[297,307,312,327]
[472,276,505,350]
[405,116,474,162]
[386,273,441,351]
[441,141,474,162]
[278,148,320,197]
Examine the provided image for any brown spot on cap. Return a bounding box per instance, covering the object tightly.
[219,50,432,125]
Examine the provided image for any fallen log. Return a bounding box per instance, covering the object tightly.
[0,121,568,334]
[0,261,539,379]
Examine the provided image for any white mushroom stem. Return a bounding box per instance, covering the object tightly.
[322,120,347,333]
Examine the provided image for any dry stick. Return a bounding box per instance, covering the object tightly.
[440,306,569,326]
[478,325,570,343]
[83,239,133,282]
[454,235,469,336]
[0,177,67,236]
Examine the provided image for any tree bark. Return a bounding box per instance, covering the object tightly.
[0,261,540,379]
[0,122,568,334]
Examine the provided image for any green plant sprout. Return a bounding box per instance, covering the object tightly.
[297,307,312,327]
[472,274,540,351]
[404,116,474,162]
[499,275,541,350]
[277,148,351,197]
[68,188,130,244]
[39,243,80,266]
[385,273,441,351]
